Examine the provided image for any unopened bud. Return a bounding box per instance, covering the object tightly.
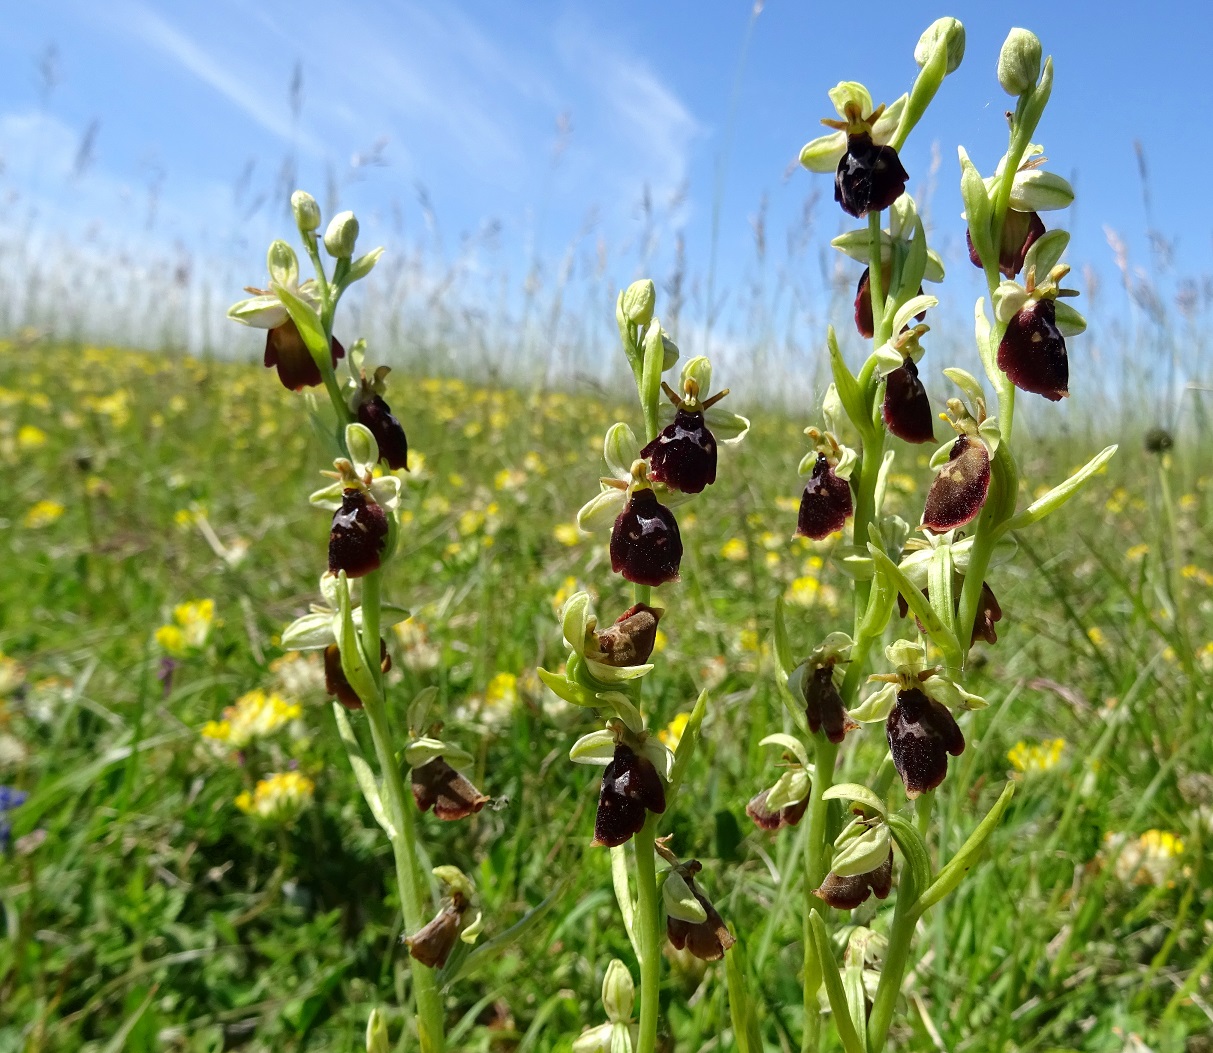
[267,240,299,288]
[621,279,656,327]
[365,1009,389,1053]
[914,17,965,74]
[291,190,321,233]
[998,28,1042,96]
[601,959,635,1022]
[324,210,360,258]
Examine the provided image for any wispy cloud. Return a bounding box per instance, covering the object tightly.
[117,1,322,154]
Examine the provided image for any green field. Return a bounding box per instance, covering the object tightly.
[1,341,1211,1051]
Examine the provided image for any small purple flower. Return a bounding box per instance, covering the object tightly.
[0,786,29,851]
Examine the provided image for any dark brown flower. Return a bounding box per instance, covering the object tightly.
[997,298,1069,401]
[593,743,666,848]
[886,687,965,797]
[804,665,858,744]
[835,133,909,218]
[898,579,1003,647]
[921,436,991,533]
[594,603,663,667]
[855,269,926,340]
[411,758,490,821]
[745,789,810,831]
[356,394,409,471]
[324,638,390,709]
[609,488,683,587]
[264,319,345,391]
[882,358,935,444]
[796,454,853,540]
[329,488,389,578]
[641,408,718,494]
[666,862,737,961]
[967,209,1045,279]
[404,891,469,969]
[814,848,894,909]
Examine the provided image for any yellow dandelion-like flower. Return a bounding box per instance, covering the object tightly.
[774,495,800,514]
[1107,828,1185,886]
[485,672,518,709]
[553,523,582,547]
[1007,738,1066,774]
[23,500,65,528]
[739,629,760,653]
[201,719,231,742]
[550,576,582,614]
[1178,493,1198,512]
[235,771,315,821]
[1087,627,1106,647]
[1181,565,1213,587]
[785,575,821,606]
[17,425,48,449]
[720,538,748,562]
[156,599,216,655]
[658,711,690,752]
[211,689,301,748]
[1125,543,1149,562]
[652,629,668,654]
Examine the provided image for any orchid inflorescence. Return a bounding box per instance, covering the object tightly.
[746,19,1118,1052]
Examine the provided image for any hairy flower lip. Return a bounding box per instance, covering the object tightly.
[329,488,390,578]
[882,358,935,445]
[804,664,858,744]
[592,743,666,848]
[796,454,854,540]
[356,394,409,471]
[411,757,490,821]
[640,408,718,494]
[264,320,345,391]
[922,435,991,533]
[997,297,1070,401]
[609,488,683,587]
[886,687,965,797]
[835,133,909,219]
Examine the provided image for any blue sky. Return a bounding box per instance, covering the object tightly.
[0,0,1206,368]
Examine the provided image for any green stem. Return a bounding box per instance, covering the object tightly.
[849,430,886,632]
[867,211,887,340]
[361,570,445,1053]
[633,820,661,1053]
[800,736,838,1052]
[865,870,917,1052]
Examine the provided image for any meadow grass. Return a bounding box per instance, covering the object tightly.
[0,341,1210,1052]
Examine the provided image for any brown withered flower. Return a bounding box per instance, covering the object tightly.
[263,315,345,391]
[745,789,810,831]
[665,860,737,962]
[593,603,663,667]
[404,887,471,969]
[802,664,858,744]
[324,638,391,709]
[968,209,1045,279]
[815,849,894,910]
[411,758,490,821]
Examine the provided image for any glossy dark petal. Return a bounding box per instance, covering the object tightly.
[745,789,810,831]
[968,210,1046,279]
[922,436,991,533]
[972,581,1003,646]
[997,298,1069,401]
[324,638,389,710]
[814,849,894,910]
[796,454,853,540]
[404,903,463,968]
[834,133,909,218]
[411,758,490,821]
[641,409,718,494]
[882,358,935,444]
[610,489,683,587]
[329,488,390,578]
[805,665,857,744]
[357,395,409,471]
[594,603,663,667]
[666,869,737,961]
[854,269,874,339]
[593,743,667,847]
[886,688,965,797]
[263,321,344,391]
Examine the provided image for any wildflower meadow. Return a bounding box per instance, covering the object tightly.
[2,11,1213,1053]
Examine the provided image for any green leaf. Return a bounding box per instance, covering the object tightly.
[665,689,709,808]
[886,814,933,908]
[996,446,1118,536]
[725,934,764,1053]
[773,596,795,682]
[335,573,380,708]
[271,281,328,358]
[827,326,870,436]
[810,913,866,1053]
[332,703,395,839]
[915,782,1015,916]
[866,534,962,667]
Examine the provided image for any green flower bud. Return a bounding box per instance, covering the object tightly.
[291,190,321,233]
[324,210,360,258]
[998,28,1042,97]
[365,1009,389,1053]
[601,959,635,1023]
[621,279,656,327]
[267,240,299,288]
[914,17,965,75]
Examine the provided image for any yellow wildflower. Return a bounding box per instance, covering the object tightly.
[16,425,47,449]
[658,711,690,752]
[155,599,216,656]
[1087,627,1106,647]
[23,500,65,528]
[235,771,315,821]
[720,538,748,561]
[1107,828,1185,886]
[739,629,760,653]
[554,523,582,547]
[1181,565,1213,587]
[785,576,821,606]
[653,629,668,654]
[486,672,518,709]
[1125,543,1149,562]
[1007,738,1065,773]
